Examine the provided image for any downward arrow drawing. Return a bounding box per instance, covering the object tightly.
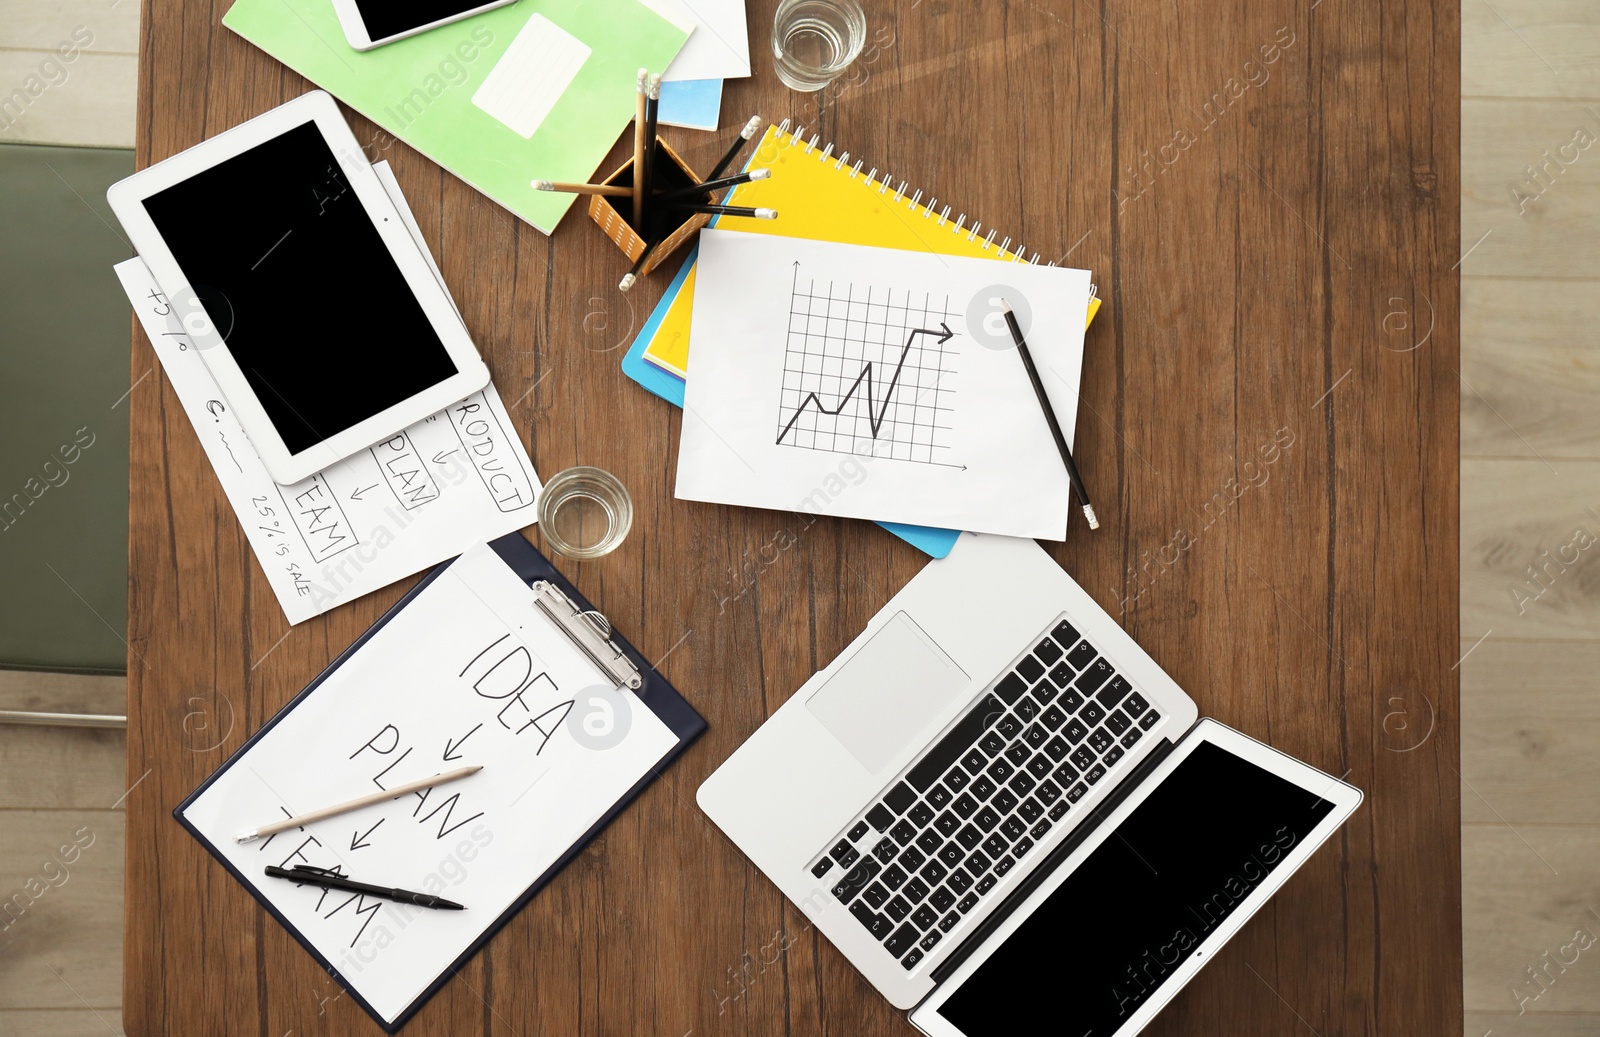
[432,449,461,465]
[349,484,378,501]
[350,818,384,851]
[444,723,483,762]
[776,323,955,445]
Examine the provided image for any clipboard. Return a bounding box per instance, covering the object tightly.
[173,531,705,1032]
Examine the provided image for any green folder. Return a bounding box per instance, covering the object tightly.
[223,0,692,233]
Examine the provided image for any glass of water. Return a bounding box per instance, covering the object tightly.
[536,466,633,560]
[772,0,867,92]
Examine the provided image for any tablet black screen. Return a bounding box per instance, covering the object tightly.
[143,119,458,457]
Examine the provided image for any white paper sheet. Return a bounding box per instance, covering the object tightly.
[114,163,544,624]
[676,230,1092,539]
[659,0,750,81]
[179,542,679,1026]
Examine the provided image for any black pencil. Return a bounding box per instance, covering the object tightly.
[619,238,660,292]
[665,203,777,219]
[655,168,770,203]
[1000,300,1099,530]
[640,73,661,230]
[706,115,763,182]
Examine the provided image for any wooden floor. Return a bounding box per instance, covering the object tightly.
[1,1,1596,1034]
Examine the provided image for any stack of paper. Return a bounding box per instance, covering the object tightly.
[659,0,751,129]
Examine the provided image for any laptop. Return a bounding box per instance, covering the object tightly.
[697,532,1361,1035]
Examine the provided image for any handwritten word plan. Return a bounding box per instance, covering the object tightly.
[180,543,678,1026]
[116,257,542,623]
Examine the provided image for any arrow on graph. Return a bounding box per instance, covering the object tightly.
[776,322,954,446]
[350,818,384,851]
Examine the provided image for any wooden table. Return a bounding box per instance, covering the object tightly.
[126,0,1461,1033]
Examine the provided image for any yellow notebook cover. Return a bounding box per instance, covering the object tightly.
[642,122,1101,379]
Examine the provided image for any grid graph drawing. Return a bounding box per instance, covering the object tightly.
[774,269,959,466]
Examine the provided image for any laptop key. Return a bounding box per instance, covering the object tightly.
[1048,799,1071,821]
[958,891,980,914]
[990,788,1019,814]
[863,882,889,909]
[1023,724,1048,749]
[976,873,998,895]
[965,849,992,876]
[956,824,983,850]
[917,829,944,854]
[1065,718,1090,745]
[884,782,917,814]
[1059,688,1085,713]
[1085,763,1108,785]
[901,947,924,970]
[904,877,931,903]
[1035,779,1062,806]
[891,819,918,846]
[1097,675,1132,709]
[938,911,961,933]
[881,864,908,890]
[952,793,978,819]
[993,854,1016,877]
[1080,701,1106,726]
[1030,818,1052,840]
[1075,659,1114,696]
[850,900,892,939]
[1121,727,1143,749]
[921,860,949,885]
[1052,618,1081,646]
[873,838,898,864]
[1053,761,1080,786]
[937,843,965,869]
[1012,835,1035,858]
[1087,728,1115,753]
[947,868,973,895]
[994,672,1028,704]
[961,748,987,773]
[812,857,833,878]
[1026,755,1053,779]
[1065,640,1097,670]
[1070,746,1096,771]
[919,930,942,952]
[1016,655,1045,683]
[848,820,870,842]
[1040,704,1068,731]
[975,805,1002,832]
[969,775,997,801]
[1035,638,1064,665]
[1043,735,1071,761]
[1004,742,1031,766]
[1140,709,1162,730]
[1007,771,1036,797]
[1104,709,1131,736]
[885,922,919,957]
[1103,745,1125,767]
[978,730,1006,757]
[934,811,961,836]
[886,895,912,922]
[930,886,956,912]
[908,802,935,828]
[1066,782,1089,802]
[1017,797,1043,823]
[944,767,971,792]
[831,856,880,903]
[912,904,938,930]
[833,843,860,868]
[866,804,895,832]
[1032,679,1058,706]
[987,757,1016,783]
[982,833,1010,859]
[994,714,1022,739]
[1049,661,1074,686]
[899,846,927,872]
[1001,816,1027,841]
[1015,696,1041,722]
[1122,691,1149,718]
[927,784,953,809]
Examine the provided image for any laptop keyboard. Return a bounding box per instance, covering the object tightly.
[808,616,1162,972]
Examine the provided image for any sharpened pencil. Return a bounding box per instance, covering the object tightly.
[655,168,771,203]
[631,68,648,228]
[1000,300,1098,530]
[532,180,632,197]
[641,73,661,231]
[665,203,777,219]
[234,766,485,843]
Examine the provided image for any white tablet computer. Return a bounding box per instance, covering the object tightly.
[108,91,489,485]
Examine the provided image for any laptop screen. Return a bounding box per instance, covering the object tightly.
[933,740,1335,1036]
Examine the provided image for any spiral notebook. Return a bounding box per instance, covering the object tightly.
[620,121,1100,557]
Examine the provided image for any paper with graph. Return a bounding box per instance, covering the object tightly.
[676,230,1093,539]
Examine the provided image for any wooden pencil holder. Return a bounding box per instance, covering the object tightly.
[588,136,710,281]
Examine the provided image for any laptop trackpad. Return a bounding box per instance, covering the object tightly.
[806,612,969,774]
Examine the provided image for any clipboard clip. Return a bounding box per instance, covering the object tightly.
[530,580,645,692]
